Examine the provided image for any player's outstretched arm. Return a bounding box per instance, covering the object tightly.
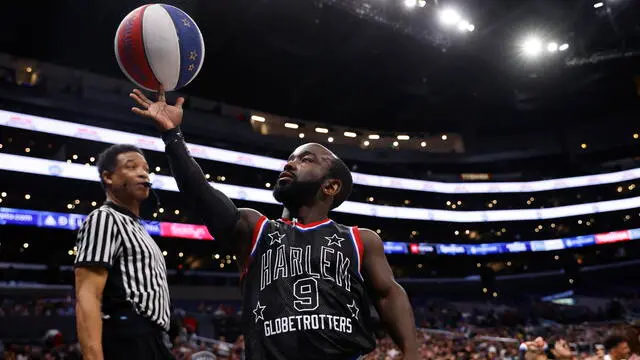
[130,88,262,259]
[360,228,418,360]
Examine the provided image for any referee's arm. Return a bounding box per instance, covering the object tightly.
[73,210,120,360]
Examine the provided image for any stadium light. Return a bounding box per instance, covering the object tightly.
[439,8,461,26]
[593,2,604,8]
[397,135,410,140]
[418,0,427,7]
[250,115,265,122]
[522,36,543,57]
[344,131,357,138]
[457,20,470,32]
[404,0,417,8]
[547,42,558,52]
[466,24,475,32]
[559,43,569,51]
[284,122,299,129]
[315,127,329,133]
[368,134,380,140]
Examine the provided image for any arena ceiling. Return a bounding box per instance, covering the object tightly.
[1,0,639,137]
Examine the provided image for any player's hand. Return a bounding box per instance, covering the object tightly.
[129,86,185,131]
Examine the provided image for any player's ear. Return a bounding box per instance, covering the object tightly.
[323,178,341,197]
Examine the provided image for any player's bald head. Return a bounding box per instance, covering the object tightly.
[291,143,337,162]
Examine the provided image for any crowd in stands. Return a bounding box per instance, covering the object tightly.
[2,296,640,359]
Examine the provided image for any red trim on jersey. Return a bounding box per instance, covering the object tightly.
[250,216,268,254]
[279,218,332,228]
[116,4,161,90]
[240,216,268,282]
[352,226,365,262]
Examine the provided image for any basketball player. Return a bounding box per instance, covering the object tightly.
[130,87,418,360]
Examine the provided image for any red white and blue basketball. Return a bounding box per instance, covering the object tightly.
[114,4,205,92]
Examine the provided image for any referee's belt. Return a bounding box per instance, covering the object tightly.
[102,308,166,337]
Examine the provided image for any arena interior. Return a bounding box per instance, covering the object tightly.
[1,0,640,358]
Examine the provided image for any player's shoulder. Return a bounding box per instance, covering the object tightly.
[353,227,383,251]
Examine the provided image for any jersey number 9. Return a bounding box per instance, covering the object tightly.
[293,277,319,311]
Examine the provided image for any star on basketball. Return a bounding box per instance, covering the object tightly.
[182,18,191,27]
[187,64,195,71]
[347,300,359,318]
[253,301,266,323]
[325,234,344,247]
[189,50,198,61]
[268,231,286,245]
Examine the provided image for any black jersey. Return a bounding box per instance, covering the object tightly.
[240,217,377,360]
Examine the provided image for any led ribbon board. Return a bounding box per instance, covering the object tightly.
[1,206,637,255]
[2,153,640,223]
[2,109,640,193]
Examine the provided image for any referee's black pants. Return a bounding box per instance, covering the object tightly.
[102,309,174,360]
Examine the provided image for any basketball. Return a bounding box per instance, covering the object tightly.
[114,4,205,92]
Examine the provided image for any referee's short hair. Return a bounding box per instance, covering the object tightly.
[96,144,145,189]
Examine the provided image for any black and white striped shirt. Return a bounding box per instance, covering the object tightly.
[74,201,171,331]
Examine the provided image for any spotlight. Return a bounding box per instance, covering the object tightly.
[284,122,299,129]
[315,127,329,134]
[457,20,470,32]
[439,9,461,26]
[363,140,370,147]
[466,24,475,32]
[593,2,604,8]
[298,133,305,139]
[522,36,543,57]
[368,134,380,140]
[404,0,417,7]
[559,43,569,51]
[250,115,266,122]
[547,42,558,52]
[327,137,334,143]
[418,0,427,7]
[397,135,410,140]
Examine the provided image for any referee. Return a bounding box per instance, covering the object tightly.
[74,144,173,360]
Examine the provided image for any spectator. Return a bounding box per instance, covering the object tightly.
[604,335,630,360]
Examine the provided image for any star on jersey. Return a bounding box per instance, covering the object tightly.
[347,300,359,318]
[268,231,286,245]
[253,301,266,323]
[325,234,345,247]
